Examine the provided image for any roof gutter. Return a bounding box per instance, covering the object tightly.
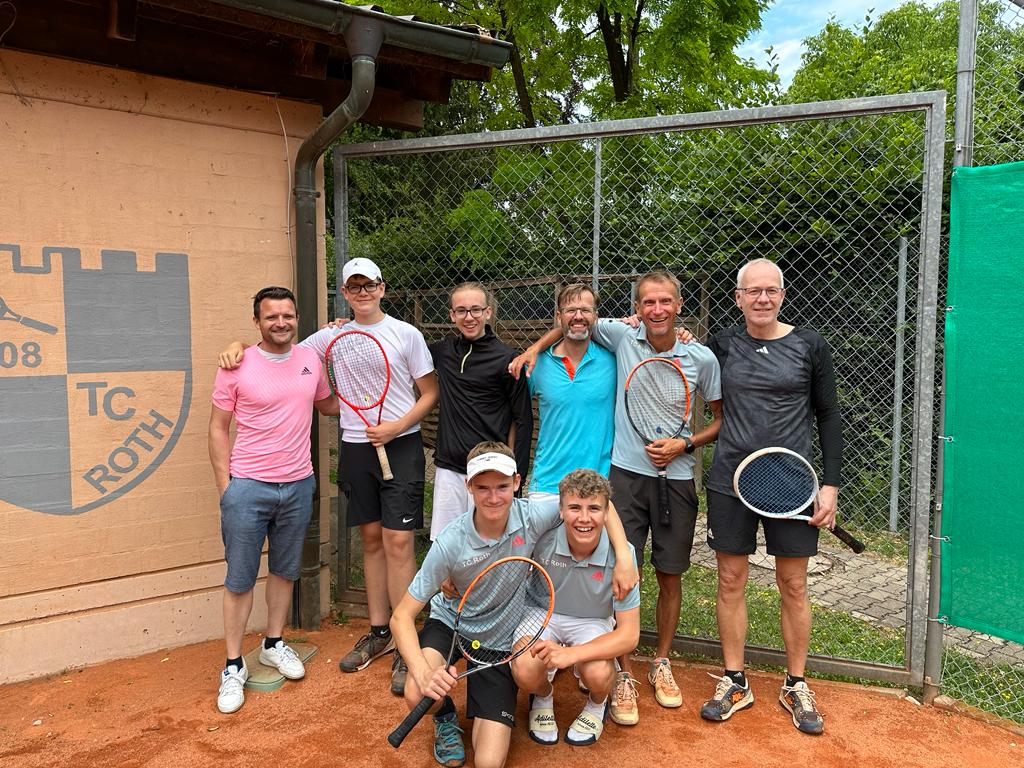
[204,0,509,631]
[207,0,512,68]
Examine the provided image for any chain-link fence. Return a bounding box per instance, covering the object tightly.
[928,0,1024,725]
[332,93,945,687]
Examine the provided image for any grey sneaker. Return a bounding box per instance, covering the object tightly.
[339,632,395,672]
[700,673,754,722]
[390,651,408,696]
[779,680,824,735]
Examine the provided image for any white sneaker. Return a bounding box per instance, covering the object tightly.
[258,641,305,680]
[217,661,248,714]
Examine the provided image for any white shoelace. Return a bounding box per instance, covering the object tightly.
[615,674,638,704]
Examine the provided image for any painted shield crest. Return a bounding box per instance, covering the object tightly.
[0,246,191,515]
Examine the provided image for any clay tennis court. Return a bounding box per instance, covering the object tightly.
[1,618,1019,768]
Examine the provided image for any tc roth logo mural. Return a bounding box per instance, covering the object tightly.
[0,245,191,515]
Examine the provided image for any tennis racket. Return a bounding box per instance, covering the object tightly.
[623,357,692,526]
[387,556,555,748]
[733,447,865,553]
[324,329,394,481]
[0,296,58,335]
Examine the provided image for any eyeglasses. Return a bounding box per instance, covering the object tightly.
[559,306,596,317]
[737,287,783,298]
[344,281,382,295]
[452,306,487,318]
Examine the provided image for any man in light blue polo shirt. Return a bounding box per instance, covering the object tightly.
[390,442,637,768]
[528,284,616,500]
[511,269,723,726]
[512,469,640,747]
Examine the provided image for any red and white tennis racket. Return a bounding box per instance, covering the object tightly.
[324,330,394,481]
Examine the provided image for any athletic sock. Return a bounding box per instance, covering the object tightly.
[532,692,554,710]
[529,693,557,743]
[225,656,244,672]
[725,669,747,688]
[565,696,606,743]
[785,673,805,687]
[264,636,282,650]
[371,624,391,639]
[435,696,456,719]
[584,695,606,717]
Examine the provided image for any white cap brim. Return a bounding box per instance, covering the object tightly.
[466,452,517,481]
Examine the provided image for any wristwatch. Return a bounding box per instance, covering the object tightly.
[683,436,696,454]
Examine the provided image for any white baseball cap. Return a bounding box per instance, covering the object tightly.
[342,257,383,284]
[466,452,518,481]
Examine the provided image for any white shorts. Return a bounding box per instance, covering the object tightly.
[430,467,474,540]
[516,611,615,648]
[527,491,559,504]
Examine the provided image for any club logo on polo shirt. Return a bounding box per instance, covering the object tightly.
[0,246,192,515]
[591,570,604,581]
[512,534,525,547]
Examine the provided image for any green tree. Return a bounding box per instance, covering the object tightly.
[373,0,777,126]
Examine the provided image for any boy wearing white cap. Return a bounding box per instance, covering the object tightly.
[391,442,636,768]
[218,257,438,696]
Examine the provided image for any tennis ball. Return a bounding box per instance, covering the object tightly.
[471,639,481,650]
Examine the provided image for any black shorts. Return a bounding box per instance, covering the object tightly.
[339,432,425,531]
[706,489,819,558]
[419,618,517,727]
[609,465,698,575]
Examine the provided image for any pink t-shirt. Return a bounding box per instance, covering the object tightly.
[212,345,332,482]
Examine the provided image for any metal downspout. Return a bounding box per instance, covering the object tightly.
[294,17,382,630]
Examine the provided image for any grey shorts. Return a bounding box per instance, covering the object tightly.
[609,465,698,575]
[220,474,316,593]
[706,489,819,558]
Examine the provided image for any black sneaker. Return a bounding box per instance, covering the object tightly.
[390,651,408,696]
[339,632,395,672]
[779,680,824,735]
[700,673,754,722]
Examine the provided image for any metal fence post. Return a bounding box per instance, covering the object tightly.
[889,237,908,533]
[592,138,602,294]
[954,0,978,167]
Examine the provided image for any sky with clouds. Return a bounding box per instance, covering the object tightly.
[738,0,911,87]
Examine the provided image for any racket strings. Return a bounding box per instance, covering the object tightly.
[736,453,817,516]
[327,335,388,407]
[627,363,688,440]
[456,562,550,666]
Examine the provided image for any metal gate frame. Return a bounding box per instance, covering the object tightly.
[332,91,947,687]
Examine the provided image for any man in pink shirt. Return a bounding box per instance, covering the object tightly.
[208,286,339,714]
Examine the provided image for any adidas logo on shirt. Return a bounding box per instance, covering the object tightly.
[300,366,312,375]
[754,346,769,355]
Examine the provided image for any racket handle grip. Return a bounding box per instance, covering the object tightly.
[388,695,434,748]
[832,523,866,554]
[21,316,59,335]
[376,444,394,481]
[658,472,670,526]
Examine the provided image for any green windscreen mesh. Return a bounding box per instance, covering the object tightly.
[941,161,1024,644]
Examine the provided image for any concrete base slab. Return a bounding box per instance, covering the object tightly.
[243,642,318,692]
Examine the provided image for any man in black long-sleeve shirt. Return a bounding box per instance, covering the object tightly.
[698,258,843,736]
[428,282,532,540]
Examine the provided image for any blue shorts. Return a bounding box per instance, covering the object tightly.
[220,474,316,593]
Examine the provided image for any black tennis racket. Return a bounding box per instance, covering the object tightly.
[624,357,692,526]
[387,556,554,748]
[324,330,393,481]
[733,447,865,553]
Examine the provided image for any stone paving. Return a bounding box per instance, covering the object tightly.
[690,517,1024,667]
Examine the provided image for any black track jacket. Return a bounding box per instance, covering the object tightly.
[429,326,533,479]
